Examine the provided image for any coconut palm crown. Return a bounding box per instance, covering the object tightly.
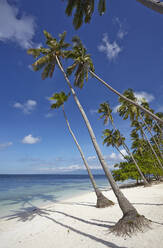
[27,31,70,80]
[118,89,140,121]
[98,102,113,125]
[65,36,95,88]
[50,91,70,109]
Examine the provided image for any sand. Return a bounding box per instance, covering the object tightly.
[0,183,163,248]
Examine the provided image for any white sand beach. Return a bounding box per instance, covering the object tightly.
[0,183,163,248]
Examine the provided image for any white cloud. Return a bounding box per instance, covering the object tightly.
[13,99,37,114]
[28,65,33,71]
[90,109,98,115]
[87,156,96,161]
[45,113,54,118]
[114,17,128,40]
[98,33,122,61]
[119,149,128,160]
[0,141,13,149]
[110,152,117,160]
[105,150,127,162]
[22,134,40,144]
[134,91,155,104]
[113,104,121,113]
[0,0,37,49]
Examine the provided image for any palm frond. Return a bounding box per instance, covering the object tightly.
[98,0,106,15]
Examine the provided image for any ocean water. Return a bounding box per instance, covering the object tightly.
[0,174,110,218]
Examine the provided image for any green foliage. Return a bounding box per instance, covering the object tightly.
[112,161,140,182]
[66,36,94,88]
[64,0,106,29]
[28,30,94,89]
[27,31,70,80]
[102,128,125,148]
[112,152,163,183]
[118,89,139,121]
[98,0,106,15]
[50,91,70,109]
[98,102,113,125]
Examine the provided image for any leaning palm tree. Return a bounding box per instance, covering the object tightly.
[28,30,151,236]
[98,102,149,186]
[49,91,114,208]
[65,36,163,124]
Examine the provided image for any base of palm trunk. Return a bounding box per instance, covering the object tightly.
[96,193,114,208]
[109,210,151,236]
[144,183,151,187]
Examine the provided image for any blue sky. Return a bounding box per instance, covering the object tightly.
[0,0,162,174]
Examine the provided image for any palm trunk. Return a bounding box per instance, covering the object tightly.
[56,56,139,214]
[62,105,114,208]
[155,121,163,134]
[89,70,163,125]
[122,142,149,186]
[55,56,151,236]
[114,144,127,161]
[141,115,163,160]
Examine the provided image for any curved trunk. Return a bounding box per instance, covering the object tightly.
[141,115,163,160]
[114,144,127,161]
[89,70,163,125]
[155,121,163,134]
[56,56,137,216]
[122,143,149,186]
[62,105,113,207]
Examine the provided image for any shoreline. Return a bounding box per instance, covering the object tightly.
[0,182,163,248]
[0,180,137,219]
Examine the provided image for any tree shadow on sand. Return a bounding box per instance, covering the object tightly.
[132,202,163,206]
[58,201,96,207]
[2,193,58,209]
[2,207,127,248]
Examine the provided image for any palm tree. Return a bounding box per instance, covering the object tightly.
[98,102,149,186]
[49,91,114,208]
[65,37,163,124]
[28,30,150,236]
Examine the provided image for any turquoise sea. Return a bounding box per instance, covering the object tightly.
[0,174,111,218]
